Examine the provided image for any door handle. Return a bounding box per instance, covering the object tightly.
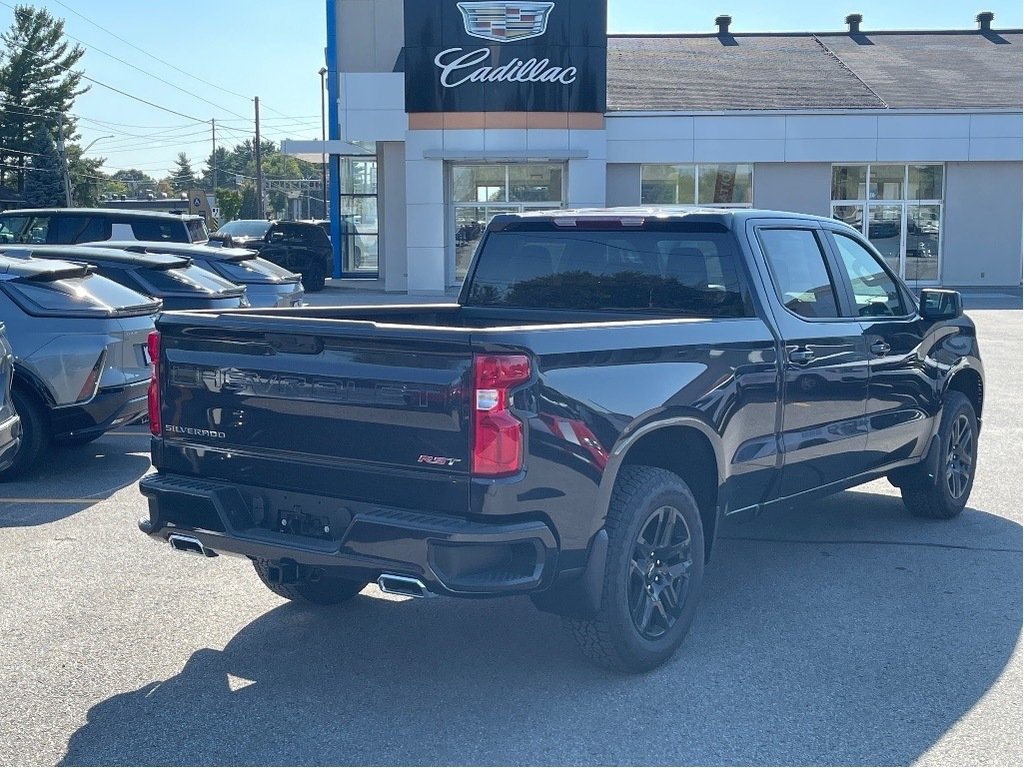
[870,340,891,356]
[789,349,815,364]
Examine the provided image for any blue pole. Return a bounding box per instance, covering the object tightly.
[326,0,342,278]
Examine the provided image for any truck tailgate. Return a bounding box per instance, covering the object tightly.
[154,314,473,512]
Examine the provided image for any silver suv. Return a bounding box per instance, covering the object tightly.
[0,254,160,479]
[0,208,208,246]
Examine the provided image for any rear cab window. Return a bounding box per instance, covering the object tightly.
[465,223,751,317]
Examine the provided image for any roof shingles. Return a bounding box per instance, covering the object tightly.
[607,31,1022,111]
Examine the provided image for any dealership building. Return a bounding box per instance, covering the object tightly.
[283,1,1022,294]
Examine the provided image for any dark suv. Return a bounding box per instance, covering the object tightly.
[209,219,331,291]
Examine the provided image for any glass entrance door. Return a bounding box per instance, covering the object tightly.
[450,163,564,284]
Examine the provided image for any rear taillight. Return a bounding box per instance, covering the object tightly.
[471,354,530,476]
[147,331,161,436]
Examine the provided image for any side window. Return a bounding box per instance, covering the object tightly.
[24,216,51,244]
[0,216,29,243]
[52,216,89,243]
[830,233,906,317]
[128,220,187,242]
[757,228,840,319]
[75,217,112,243]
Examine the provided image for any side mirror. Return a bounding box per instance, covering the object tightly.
[919,288,963,321]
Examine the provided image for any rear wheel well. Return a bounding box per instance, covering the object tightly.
[948,368,983,419]
[619,426,719,561]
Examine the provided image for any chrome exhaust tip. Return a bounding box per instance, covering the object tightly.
[377,573,433,598]
[168,534,217,558]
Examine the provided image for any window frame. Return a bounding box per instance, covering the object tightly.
[820,224,918,321]
[753,224,851,323]
[829,163,944,285]
[640,163,755,208]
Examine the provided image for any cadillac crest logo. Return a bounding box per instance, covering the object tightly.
[456,1,555,43]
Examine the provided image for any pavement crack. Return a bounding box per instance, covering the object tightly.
[718,535,1022,554]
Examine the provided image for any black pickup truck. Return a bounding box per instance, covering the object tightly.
[139,209,984,672]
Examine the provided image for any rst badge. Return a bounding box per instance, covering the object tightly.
[418,455,463,467]
[456,1,554,43]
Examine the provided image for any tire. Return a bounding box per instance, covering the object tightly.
[0,387,50,481]
[252,559,366,605]
[567,466,705,673]
[303,264,326,293]
[900,391,978,520]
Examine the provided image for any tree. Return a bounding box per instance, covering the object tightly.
[200,146,230,191]
[215,187,242,223]
[169,152,197,192]
[238,184,258,219]
[0,5,86,193]
[22,129,65,206]
[65,144,106,206]
[111,169,157,198]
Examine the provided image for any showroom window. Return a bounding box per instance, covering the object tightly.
[831,164,943,284]
[340,144,378,275]
[640,164,753,206]
[450,163,564,283]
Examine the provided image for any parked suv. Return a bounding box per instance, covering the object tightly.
[0,208,208,246]
[209,219,332,291]
[0,254,160,478]
[0,323,21,474]
[0,245,249,311]
[97,241,305,308]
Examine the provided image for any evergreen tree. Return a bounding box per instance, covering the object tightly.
[200,146,230,190]
[238,184,258,219]
[0,5,86,192]
[22,129,65,206]
[66,144,107,206]
[169,152,197,192]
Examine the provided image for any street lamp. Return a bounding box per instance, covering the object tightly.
[318,66,328,220]
[81,135,114,154]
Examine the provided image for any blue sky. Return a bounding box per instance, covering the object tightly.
[1,0,1020,180]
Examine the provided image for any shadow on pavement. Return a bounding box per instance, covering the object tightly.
[0,432,151,528]
[60,489,1021,766]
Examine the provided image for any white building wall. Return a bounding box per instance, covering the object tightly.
[753,163,831,217]
[942,161,1023,287]
[380,141,407,292]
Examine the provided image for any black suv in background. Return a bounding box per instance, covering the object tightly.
[0,208,208,245]
[209,219,332,291]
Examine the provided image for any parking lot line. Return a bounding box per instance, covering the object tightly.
[0,497,111,504]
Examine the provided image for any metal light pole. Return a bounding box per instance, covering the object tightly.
[80,135,114,155]
[319,66,328,220]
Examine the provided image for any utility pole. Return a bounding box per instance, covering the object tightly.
[254,96,264,219]
[211,119,217,191]
[57,117,72,206]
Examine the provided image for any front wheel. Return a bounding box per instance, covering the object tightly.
[0,387,50,481]
[567,466,705,673]
[901,391,978,519]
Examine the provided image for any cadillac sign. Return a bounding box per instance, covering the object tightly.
[403,0,607,113]
[457,2,554,43]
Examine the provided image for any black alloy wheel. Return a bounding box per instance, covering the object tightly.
[628,505,693,640]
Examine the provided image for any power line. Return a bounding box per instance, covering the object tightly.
[47,0,318,128]
[0,3,211,124]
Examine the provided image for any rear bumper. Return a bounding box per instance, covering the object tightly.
[50,380,149,440]
[138,472,559,597]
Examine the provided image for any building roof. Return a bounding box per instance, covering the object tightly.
[608,30,1023,112]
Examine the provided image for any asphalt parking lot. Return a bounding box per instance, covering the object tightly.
[0,306,1020,767]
